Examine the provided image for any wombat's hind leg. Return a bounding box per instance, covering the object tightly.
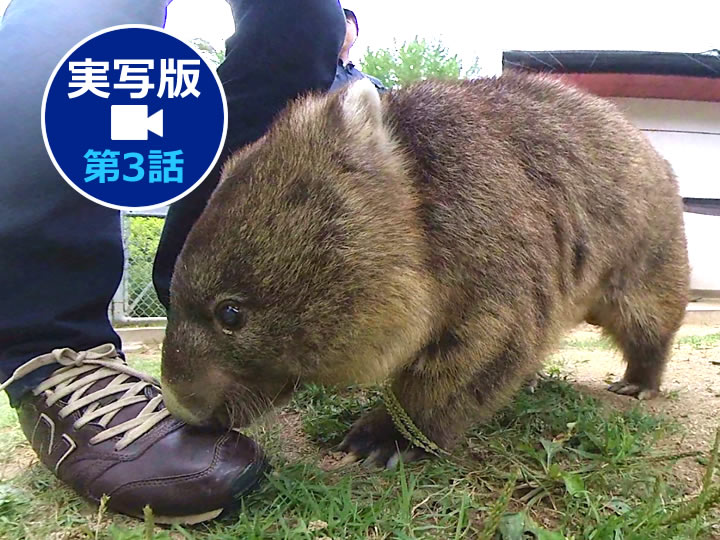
[596,241,687,400]
[605,333,671,401]
[603,309,680,400]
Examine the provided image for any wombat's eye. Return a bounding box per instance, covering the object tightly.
[215,301,247,332]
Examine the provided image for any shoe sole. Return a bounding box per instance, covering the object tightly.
[148,455,270,525]
[152,508,225,525]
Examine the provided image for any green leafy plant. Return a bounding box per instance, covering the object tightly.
[125,215,165,318]
[359,36,481,88]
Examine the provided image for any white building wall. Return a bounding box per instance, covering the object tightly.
[611,98,720,294]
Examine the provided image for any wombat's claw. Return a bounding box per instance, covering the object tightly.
[326,451,362,470]
[607,380,659,400]
[337,433,411,469]
[357,447,427,469]
[385,448,428,469]
[526,371,548,393]
[361,448,388,468]
[338,452,362,466]
[338,407,428,469]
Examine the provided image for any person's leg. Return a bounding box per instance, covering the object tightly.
[153,0,345,309]
[0,0,170,404]
[0,0,346,522]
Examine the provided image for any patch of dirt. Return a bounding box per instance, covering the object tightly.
[0,439,35,481]
[318,449,350,471]
[555,323,720,495]
[259,410,350,471]
[271,411,315,463]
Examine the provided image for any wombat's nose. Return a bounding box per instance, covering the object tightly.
[162,378,218,426]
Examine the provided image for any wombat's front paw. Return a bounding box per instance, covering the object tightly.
[337,407,428,469]
[607,380,659,400]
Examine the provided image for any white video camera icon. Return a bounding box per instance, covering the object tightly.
[110,105,163,140]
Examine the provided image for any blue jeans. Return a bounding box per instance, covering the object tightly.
[0,0,344,404]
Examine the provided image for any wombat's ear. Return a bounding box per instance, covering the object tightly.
[340,78,384,132]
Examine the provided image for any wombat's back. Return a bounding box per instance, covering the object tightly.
[384,73,686,331]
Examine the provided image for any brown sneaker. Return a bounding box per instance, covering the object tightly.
[0,344,267,524]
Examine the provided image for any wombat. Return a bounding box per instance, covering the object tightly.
[161,74,689,466]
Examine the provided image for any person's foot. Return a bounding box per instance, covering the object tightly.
[0,344,267,524]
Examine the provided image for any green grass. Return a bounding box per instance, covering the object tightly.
[677,332,720,350]
[128,354,162,378]
[561,335,615,351]
[0,347,718,539]
[562,331,720,352]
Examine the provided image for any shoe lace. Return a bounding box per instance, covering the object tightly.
[0,344,171,450]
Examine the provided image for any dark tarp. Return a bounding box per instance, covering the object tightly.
[502,50,720,79]
[683,198,720,216]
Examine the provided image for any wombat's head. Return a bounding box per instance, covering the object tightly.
[162,80,434,428]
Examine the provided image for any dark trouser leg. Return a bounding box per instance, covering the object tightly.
[0,0,170,404]
[152,0,345,309]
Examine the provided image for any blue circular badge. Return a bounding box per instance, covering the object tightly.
[42,25,227,211]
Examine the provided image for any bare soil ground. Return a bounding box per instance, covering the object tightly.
[556,324,720,497]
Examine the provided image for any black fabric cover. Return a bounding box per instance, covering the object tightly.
[683,198,720,216]
[502,50,720,79]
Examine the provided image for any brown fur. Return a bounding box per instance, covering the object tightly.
[161,73,689,463]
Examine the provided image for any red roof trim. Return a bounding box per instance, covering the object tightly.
[550,73,720,103]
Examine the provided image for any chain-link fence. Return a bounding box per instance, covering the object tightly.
[111,210,168,323]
